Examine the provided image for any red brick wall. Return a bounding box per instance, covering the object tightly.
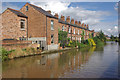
[2,40,38,51]
[46,17,58,45]
[20,3,47,38]
[1,9,27,40]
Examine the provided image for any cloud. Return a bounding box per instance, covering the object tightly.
[105,26,118,36]
[30,1,111,26]
[59,7,110,26]
[114,2,118,11]
[30,1,70,14]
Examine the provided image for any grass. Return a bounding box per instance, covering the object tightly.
[1,47,41,61]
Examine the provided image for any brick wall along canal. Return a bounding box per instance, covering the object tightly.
[2,41,119,78]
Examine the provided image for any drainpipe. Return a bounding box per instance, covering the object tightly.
[27,17,28,40]
[46,16,48,50]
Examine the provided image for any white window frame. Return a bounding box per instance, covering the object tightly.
[51,20,54,30]
[51,34,54,44]
[20,19,25,30]
[62,26,64,31]
[78,30,79,35]
[69,26,71,33]
[74,28,75,34]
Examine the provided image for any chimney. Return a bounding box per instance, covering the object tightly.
[75,20,78,25]
[66,16,70,23]
[61,15,65,21]
[87,24,89,29]
[71,18,74,24]
[47,10,51,14]
[78,21,81,26]
[54,13,58,18]
[82,23,84,28]
[84,24,87,29]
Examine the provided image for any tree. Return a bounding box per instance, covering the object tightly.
[110,35,114,41]
[97,30,106,42]
[58,30,68,48]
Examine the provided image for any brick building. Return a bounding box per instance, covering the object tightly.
[1,3,96,50]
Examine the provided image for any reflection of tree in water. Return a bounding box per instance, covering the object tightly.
[58,49,80,67]
[94,46,104,52]
[58,47,95,71]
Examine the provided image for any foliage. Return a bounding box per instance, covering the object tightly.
[81,30,85,41]
[58,30,68,47]
[93,37,104,46]
[96,30,106,42]
[88,39,96,46]
[1,48,15,61]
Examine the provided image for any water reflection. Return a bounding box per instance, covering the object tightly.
[2,42,118,78]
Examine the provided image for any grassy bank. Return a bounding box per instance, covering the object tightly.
[1,47,41,61]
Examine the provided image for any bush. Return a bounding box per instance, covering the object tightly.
[1,48,12,61]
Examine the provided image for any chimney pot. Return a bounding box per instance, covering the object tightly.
[82,23,84,28]
[66,16,70,23]
[78,21,81,26]
[47,10,51,14]
[75,20,78,25]
[84,24,87,29]
[61,15,65,21]
[71,18,74,24]
[54,13,58,18]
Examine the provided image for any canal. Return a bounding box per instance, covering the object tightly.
[2,41,119,78]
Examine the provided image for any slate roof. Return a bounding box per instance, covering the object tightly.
[8,8,28,18]
[58,19,90,30]
[28,3,58,19]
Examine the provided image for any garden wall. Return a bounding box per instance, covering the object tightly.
[2,40,38,51]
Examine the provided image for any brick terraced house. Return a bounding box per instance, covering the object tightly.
[1,3,97,50]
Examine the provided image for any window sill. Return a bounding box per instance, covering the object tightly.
[21,28,25,30]
[51,29,54,30]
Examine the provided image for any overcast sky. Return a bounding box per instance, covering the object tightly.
[2,1,119,36]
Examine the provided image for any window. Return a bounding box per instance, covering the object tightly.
[26,6,28,11]
[74,28,75,34]
[62,26,64,31]
[20,19,25,30]
[78,30,79,35]
[51,35,54,43]
[69,26,71,33]
[51,20,54,30]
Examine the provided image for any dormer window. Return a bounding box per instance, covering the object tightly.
[26,6,28,11]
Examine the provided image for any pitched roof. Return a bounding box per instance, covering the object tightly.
[58,19,89,30]
[8,8,28,18]
[28,3,58,19]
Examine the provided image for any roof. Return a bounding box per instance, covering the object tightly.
[8,8,28,18]
[28,3,58,19]
[58,19,89,30]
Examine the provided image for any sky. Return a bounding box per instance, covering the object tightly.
[1,1,119,37]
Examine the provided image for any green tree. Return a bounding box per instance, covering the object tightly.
[58,30,68,47]
[97,30,106,42]
[110,35,114,41]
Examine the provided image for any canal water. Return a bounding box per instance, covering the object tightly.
[2,41,119,78]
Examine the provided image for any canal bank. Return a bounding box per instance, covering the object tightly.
[2,41,119,78]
